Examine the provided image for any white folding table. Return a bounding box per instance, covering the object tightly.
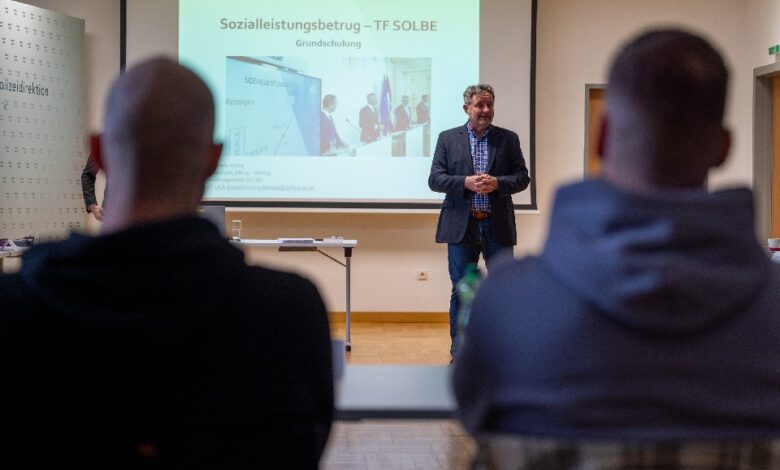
[233,239,357,352]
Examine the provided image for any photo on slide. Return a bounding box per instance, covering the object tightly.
[224,56,431,158]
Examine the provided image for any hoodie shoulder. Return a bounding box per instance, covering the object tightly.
[244,266,327,318]
[0,273,27,305]
[471,257,555,318]
[0,273,49,321]
[468,255,586,339]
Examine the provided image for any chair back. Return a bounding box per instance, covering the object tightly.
[472,434,780,470]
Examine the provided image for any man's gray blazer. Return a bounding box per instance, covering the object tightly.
[428,124,530,246]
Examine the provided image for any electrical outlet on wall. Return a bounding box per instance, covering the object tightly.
[417,270,428,281]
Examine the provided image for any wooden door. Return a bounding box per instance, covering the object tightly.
[585,87,606,176]
[771,76,780,237]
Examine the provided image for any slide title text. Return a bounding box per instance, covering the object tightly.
[219,18,439,34]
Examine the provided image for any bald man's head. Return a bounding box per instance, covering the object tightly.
[98,57,220,218]
[600,29,730,190]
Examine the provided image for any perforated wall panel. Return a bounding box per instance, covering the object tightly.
[0,0,85,240]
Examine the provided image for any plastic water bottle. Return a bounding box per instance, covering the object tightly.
[455,263,482,349]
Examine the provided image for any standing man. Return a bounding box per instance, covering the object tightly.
[320,94,345,155]
[359,92,381,142]
[428,84,530,357]
[416,94,430,124]
[394,95,412,131]
[81,155,104,220]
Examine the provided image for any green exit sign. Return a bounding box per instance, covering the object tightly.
[770,44,780,55]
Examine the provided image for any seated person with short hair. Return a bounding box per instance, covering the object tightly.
[0,57,333,469]
[454,29,780,469]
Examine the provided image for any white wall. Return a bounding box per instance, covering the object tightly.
[747,0,780,71]
[535,0,752,244]
[10,0,772,314]
[126,0,177,67]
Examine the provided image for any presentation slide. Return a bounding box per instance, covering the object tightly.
[133,0,535,209]
[224,57,321,157]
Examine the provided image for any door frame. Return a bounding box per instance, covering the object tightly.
[753,62,780,240]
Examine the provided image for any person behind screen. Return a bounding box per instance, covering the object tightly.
[0,57,333,469]
[454,29,780,465]
[428,84,530,359]
[320,94,345,155]
[81,155,104,220]
[359,92,381,142]
[416,94,430,124]
[394,95,412,131]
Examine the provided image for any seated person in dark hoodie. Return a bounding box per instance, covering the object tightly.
[454,29,780,450]
[0,57,333,469]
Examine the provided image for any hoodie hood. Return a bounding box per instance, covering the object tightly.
[18,216,246,329]
[541,179,770,334]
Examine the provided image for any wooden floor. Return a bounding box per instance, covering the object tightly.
[330,322,451,365]
[321,321,476,469]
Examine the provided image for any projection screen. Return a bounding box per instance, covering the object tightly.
[125,0,536,210]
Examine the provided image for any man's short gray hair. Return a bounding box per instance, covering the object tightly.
[463,84,495,104]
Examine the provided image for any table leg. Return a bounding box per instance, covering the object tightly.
[345,247,352,352]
